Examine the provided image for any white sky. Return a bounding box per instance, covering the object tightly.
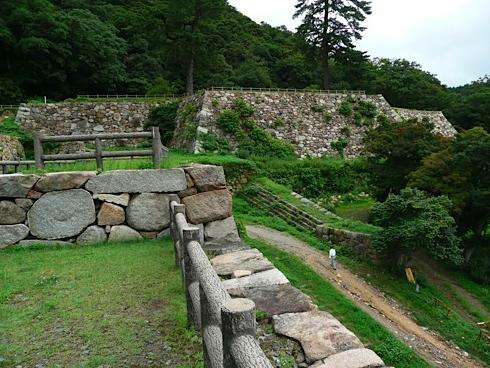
[228,0,490,87]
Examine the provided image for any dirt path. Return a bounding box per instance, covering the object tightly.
[247,225,485,368]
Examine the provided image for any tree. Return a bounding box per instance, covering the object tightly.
[363,117,448,200]
[371,188,462,270]
[165,0,226,95]
[294,0,372,89]
[409,127,490,263]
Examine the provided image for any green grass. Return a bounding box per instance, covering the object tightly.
[234,198,490,365]
[243,235,430,368]
[251,177,380,235]
[334,198,375,223]
[0,240,203,368]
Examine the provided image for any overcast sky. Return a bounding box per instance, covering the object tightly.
[228,0,489,87]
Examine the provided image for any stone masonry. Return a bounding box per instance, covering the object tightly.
[0,165,235,249]
[173,90,457,158]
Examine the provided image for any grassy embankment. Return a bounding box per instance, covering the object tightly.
[234,196,490,366]
[0,239,203,368]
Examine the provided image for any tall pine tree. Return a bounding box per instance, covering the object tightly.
[294,0,372,89]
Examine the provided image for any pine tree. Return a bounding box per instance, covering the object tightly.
[294,0,372,89]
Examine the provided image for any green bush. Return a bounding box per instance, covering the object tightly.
[274,117,285,128]
[323,113,332,123]
[371,188,462,270]
[237,127,295,160]
[233,99,255,118]
[331,138,349,158]
[311,105,325,113]
[0,117,33,158]
[199,132,230,153]
[340,126,351,137]
[339,101,353,116]
[217,109,241,134]
[145,101,179,145]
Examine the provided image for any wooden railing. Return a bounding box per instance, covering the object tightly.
[209,86,366,95]
[169,201,273,368]
[33,127,165,171]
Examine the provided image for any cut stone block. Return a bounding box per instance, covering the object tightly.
[0,201,26,224]
[108,225,143,242]
[222,268,289,291]
[35,171,96,192]
[273,310,363,363]
[184,165,226,191]
[0,174,39,198]
[314,348,384,368]
[204,216,241,244]
[126,193,178,231]
[77,225,107,245]
[93,193,130,206]
[211,249,274,276]
[182,189,232,224]
[97,202,125,226]
[27,189,96,240]
[0,224,29,248]
[85,169,187,194]
[229,284,315,316]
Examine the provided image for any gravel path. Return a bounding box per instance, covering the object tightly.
[247,224,485,368]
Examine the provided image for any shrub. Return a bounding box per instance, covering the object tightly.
[311,105,325,113]
[233,99,254,118]
[145,101,179,145]
[371,188,462,271]
[339,101,353,116]
[274,117,285,128]
[217,109,241,134]
[357,100,378,120]
[340,126,351,137]
[353,112,363,126]
[331,138,349,158]
[237,127,295,160]
[0,117,33,158]
[323,113,332,124]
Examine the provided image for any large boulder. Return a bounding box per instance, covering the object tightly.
[14,198,33,211]
[35,172,96,192]
[272,310,363,363]
[77,225,107,245]
[228,284,316,316]
[211,249,274,276]
[27,189,96,239]
[93,193,130,206]
[0,224,29,248]
[0,174,39,198]
[108,225,143,242]
[204,216,241,244]
[313,348,384,368]
[222,268,289,291]
[184,165,226,191]
[0,201,26,224]
[126,193,178,231]
[97,203,125,226]
[182,189,232,224]
[85,169,187,194]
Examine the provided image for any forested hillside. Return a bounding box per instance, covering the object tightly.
[0,0,488,131]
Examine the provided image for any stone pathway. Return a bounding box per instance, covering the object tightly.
[210,236,388,367]
[247,224,486,368]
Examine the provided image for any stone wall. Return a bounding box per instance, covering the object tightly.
[0,165,236,249]
[0,135,24,160]
[174,90,457,158]
[15,101,170,152]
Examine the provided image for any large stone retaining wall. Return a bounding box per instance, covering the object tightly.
[174,90,457,158]
[15,101,170,152]
[0,165,237,249]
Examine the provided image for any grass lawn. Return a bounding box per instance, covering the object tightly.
[234,197,490,366]
[333,198,375,223]
[0,239,203,368]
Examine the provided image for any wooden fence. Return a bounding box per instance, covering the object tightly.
[33,127,165,171]
[209,86,366,95]
[169,201,273,368]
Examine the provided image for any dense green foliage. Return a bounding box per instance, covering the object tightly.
[371,189,462,269]
[0,1,487,133]
[0,116,32,157]
[363,118,447,200]
[145,101,180,145]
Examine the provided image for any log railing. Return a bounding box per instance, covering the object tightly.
[209,86,366,95]
[33,127,165,171]
[169,201,273,368]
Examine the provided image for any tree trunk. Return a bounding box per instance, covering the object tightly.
[186,58,194,96]
[322,0,330,90]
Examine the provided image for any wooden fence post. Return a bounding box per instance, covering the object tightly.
[152,126,162,168]
[94,137,103,171]
[221,298,257,368]
[33,133,44,169]
[182,227,202,331]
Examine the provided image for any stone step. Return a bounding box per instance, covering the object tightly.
[310,348,384,368]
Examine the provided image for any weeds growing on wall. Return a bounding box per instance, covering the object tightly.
[145,101,180,145]
[339,96,378,127]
